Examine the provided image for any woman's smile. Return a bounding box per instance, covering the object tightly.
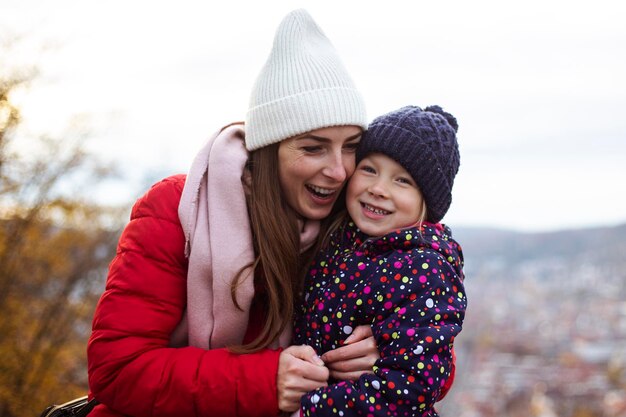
[278,126,362,220]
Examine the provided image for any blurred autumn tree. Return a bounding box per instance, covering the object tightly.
[0,68,126,415]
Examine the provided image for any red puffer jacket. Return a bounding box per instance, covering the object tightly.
[87,175,282,417]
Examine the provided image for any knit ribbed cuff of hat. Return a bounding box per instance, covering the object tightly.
[245,87,367,151]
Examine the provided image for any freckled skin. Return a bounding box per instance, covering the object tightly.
[278,126,362,220]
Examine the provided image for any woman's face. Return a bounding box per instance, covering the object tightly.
[278,125,362,220]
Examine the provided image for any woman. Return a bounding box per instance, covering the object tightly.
[87,9,377,417]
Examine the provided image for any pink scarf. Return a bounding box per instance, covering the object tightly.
[171,124,320,349]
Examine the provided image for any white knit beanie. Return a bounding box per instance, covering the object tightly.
[245,9,367,151]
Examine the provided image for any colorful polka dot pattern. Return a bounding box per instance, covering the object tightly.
[294,221,466,416]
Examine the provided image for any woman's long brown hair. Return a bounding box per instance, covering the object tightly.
[229,143,310,353]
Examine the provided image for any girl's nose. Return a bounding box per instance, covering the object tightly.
[368,180,388,198]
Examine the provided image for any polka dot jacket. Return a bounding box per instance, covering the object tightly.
[293,220,466,417]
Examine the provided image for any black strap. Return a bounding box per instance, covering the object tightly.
[72,399,99,417]
[39,397,99,417]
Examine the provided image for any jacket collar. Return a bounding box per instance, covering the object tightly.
[335,220,463,276]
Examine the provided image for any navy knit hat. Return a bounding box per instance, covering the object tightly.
[356,105,460,223]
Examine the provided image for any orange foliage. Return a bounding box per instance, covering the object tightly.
[0,69,125,417]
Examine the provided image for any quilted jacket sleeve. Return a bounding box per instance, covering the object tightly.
[299,249,466,416]
[87,175,281,417]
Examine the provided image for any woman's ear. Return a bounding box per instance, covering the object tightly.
[241,166,252,195]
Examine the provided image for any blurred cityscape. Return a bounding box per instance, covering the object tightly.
[438,224,626,417]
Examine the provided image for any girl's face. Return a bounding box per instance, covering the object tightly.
[278,126,362,220]
[347,153,425,237]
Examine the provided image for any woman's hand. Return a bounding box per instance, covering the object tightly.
[277,345,329,412]
[320,325,378,380]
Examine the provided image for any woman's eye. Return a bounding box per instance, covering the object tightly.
[302,146,322,153]
[343,142,360,152]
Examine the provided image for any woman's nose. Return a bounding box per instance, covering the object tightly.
[322,151,348,182]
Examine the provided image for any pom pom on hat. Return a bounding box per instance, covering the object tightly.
[424,105,458,133]
[245,9,367,151]
[356,105,460,223]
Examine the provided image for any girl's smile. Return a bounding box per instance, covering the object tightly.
[347,153,425,236]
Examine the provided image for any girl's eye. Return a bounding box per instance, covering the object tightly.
[361,165,376,174]
[397,177,413,185]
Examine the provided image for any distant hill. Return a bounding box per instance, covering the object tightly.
[452,223,626,270]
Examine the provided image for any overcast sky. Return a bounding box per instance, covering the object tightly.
[2,0,625,232]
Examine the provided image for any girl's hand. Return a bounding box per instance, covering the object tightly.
[320,325,378,380]
[277,345,329,412]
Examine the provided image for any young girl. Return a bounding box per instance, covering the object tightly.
[293,105,467,416]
